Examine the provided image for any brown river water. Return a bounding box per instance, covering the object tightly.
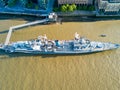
[0,18,120,90]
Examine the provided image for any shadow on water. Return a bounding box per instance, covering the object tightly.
[0,49,58,59]
[0,30,9,34]
[1,13,120,22]
[0,14,45,21]
[60,16,120,22]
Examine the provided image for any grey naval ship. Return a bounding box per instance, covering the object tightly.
[0,33,119,54]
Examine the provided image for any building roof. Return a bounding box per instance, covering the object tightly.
[98,0,120,12]
[109,0,120,3]
[57,0,93,5]
[105,4,120,12]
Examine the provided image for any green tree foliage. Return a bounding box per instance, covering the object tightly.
[83,6,87,10]
[88,6,95,11]
[8,0,17,7]
[61,5,67,12]
[78,5,95,11]
[71,4,77,10]
[61,4,77,12]
[77,6,83,10]
[68,5,74,12]
[66,4,69,8]
[26,1,33,9]
[35,5,39,10]
[53,7,60,12]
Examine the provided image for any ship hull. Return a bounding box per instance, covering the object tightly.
[6,43,119,55]
[0,33,120,55]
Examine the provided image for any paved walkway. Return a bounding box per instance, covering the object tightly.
[5,28,12,46]
[57,10,96,16]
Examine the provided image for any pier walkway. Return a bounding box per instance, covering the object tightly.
[4,19,49,45]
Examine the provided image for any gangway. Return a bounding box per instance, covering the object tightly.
[4,19,49,45]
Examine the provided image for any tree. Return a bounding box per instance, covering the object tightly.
[53,7,60,12]
[71,4,77,10]
[66,4,69,8]
[68,5,74,12]
[78,6,83,10]
[8,0,16,7]
[35,5,39,10]
[83,6,87,10]
[88,6,95,11]
[26,1,33,9]
[61,5,67,12]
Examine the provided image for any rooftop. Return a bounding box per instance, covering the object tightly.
[98,0,120,12]
[57,0,93,5]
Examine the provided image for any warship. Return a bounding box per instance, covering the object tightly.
[0,32,119,54]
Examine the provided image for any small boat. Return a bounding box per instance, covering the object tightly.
[0,32,119,54]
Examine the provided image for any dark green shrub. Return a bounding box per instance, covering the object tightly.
[83,6,87,10]
[88,6,95,11]
[77,6,83,10]
[53,7,60,12]
[26,2,33,9]
[8,0,16,7]
[35,5,39,10]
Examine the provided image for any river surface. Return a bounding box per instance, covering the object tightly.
[0,18,120,90]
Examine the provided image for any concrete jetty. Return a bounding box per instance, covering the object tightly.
[4,19,49,45]
[4,27,13,46]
